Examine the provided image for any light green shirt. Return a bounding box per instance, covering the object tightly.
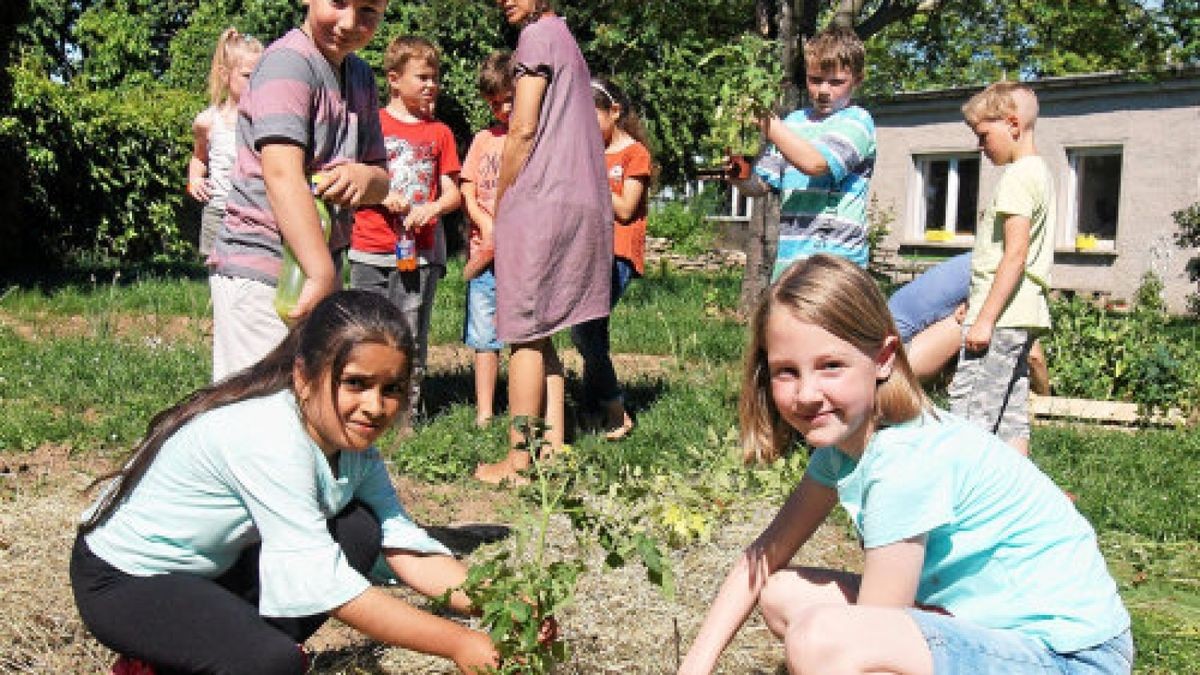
[966,155,1055,330]
[83,390,450,617]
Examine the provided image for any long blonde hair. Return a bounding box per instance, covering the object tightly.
[207,28,263,107]
[739,255,929,463]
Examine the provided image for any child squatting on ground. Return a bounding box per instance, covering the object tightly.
[206,0,391,382]
[730,26,876,279]
[349,35,462,433]
[678,254,1132,675]
[460,49,514,429]
[948,82,1056,457]
[187,28,262,259]
[70,291,499,675]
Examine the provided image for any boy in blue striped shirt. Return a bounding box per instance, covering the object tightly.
[733,26,876,279]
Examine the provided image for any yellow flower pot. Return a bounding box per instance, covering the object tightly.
[924,230,955,243]
[1075,234,1098,251]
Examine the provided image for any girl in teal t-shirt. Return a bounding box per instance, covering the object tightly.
[71,291,499,674]
[679,254,1131,674]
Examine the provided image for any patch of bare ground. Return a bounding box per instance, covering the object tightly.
[0,442,859,673]
[426,343,678,381]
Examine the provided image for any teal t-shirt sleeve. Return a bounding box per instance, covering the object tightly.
[805,446,845,487]
[354,452,452,556]
[859,437,955,549]
[223,434,369,617]
[809,109,875,184]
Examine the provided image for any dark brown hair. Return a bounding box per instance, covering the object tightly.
[591,76,650,148]
[478,49,513,97]
[80,291,414,532]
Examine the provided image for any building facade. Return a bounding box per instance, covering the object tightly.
[867,67,1200,313]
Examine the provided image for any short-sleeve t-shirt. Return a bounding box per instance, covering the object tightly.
[606,141,652,276]
[754,105,876,278]
[209,29,386,285]
[82,390,450,618]
[806,412,1129,653]
[350,111,461,267]
[460,126,507,261]
[967,155,1056,330]
[887,252,972,342]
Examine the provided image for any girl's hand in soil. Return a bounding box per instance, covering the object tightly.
[451,630,499,674]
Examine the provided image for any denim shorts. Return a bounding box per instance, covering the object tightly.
[464,269,503,352]
[907,609,1133,674]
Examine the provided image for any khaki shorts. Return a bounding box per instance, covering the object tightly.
[948,327,1034,442]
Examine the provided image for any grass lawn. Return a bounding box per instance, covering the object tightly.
[1,261,1197,672]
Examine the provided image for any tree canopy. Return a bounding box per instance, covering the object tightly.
[0,0,1194,268]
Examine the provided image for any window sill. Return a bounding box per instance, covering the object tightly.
[1054,246,1118,258]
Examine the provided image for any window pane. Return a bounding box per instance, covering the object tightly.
[1077,153,1121,239]
[954,158,979,235]
[923,160,949,232]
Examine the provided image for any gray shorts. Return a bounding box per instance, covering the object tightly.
[348,261,442,416]
[948,326,1034,442]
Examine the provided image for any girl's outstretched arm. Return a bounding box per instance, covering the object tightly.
[332,585,497,673]
[384,548,475,614]
[678,475,837,675]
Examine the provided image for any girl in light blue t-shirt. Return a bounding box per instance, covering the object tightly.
[679,254,1131,674]
[71,291,499,674]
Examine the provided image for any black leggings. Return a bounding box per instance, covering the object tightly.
[70,501,382,675]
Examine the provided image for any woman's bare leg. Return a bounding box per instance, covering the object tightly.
[473,338,547,483]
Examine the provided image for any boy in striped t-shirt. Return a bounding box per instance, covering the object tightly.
[732,26,876,279]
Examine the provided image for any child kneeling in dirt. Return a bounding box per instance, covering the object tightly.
[70,291,497,674]
[679,255,1132,674]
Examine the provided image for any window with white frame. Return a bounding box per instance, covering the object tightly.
[1066,147,1122,243]
[910,154,980,239]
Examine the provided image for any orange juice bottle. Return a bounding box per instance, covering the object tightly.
[396,228,418,272]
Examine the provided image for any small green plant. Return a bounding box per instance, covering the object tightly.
[452,417,673,674]
[697,34,784,161]
[646,186,722,255]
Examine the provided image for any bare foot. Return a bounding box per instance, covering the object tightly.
[473,451,531,486]
[604,412,635,442]
[475,415,493,429]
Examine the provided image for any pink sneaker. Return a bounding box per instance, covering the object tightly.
[111,655,155,675]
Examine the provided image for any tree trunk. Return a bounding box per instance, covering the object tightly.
[739,189,781,314]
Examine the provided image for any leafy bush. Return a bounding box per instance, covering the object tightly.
[2,55,197,267]
[1173,201,1200,316]
[646,187,722,255]
[1046,271,1199,420]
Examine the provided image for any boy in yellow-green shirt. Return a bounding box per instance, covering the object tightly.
[949,82,1055,456]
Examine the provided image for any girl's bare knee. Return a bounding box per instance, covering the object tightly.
[784,607,853,674]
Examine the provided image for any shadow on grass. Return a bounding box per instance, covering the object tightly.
[417,366,672,444]
[0,260,210,293]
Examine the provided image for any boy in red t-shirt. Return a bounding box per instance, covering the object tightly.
[350,36,461,430]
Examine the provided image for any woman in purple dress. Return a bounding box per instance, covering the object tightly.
[475,0,613,483]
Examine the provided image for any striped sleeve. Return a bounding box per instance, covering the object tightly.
[245,46,318,151]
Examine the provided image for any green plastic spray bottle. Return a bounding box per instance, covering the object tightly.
[274,174,332,322]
